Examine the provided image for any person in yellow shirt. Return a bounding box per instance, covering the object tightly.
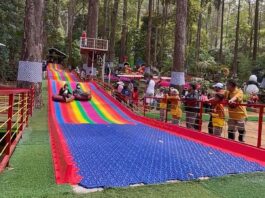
[159,89,168,122]
[211,93,225,136]
[225,79,247,142]
[168,89,182,125]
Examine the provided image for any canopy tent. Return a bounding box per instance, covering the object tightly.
[47,48,67,64]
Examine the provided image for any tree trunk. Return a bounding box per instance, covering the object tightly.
[159,0,168,71]
[120,0,128,63]
[136,0,143,29]
[214,1,221,49]
[232,0,241,77]
[248,0,253,57]
[252,0,259,62]
[67,0,76,66]
[108,0,120,62]
[219,0,225,63]
[87,0,99,38]
[172,0,187,73]
[21,0,45,109]
[195,0,204,64]
[87,0,99,67]
[102,0,109,39]
[145,0,153,66]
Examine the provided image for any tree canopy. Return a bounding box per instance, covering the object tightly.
[0,0,265,82]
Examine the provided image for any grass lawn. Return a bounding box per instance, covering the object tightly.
[1,81,265,198]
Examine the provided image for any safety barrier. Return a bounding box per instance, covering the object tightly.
[0,87,34,172]
[93,80,265,165]
[47,80,81,184]
[140,96,265,149]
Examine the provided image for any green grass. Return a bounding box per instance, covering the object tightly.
[1,81,265,198]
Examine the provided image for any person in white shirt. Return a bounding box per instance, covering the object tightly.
[145,75,156,105]
[117,81,124,93]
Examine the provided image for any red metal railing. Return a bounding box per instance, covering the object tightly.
[93,81,265,165]
[93,79,265,150]
[0,87,34,172]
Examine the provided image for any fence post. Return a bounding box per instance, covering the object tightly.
[19,93,25,132]
[165,102,168,123]
[257,106,264,148]
[26,92,29,126]
[143,97,146,117]
[30,87,34,115]
[5,94,14,156]
[199,101,203,131]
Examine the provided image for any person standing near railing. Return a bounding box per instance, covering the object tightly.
[211,93,225,136]
[145,74,156,107]
[158,89,167,122]
[81,31,87,47]
[184,83,200,129]
[225,79,247,142]
[168,89,182,125]
[208,83,225,134]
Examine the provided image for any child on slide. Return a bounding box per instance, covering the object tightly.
[59,84,73,102]
[73,83,90,97]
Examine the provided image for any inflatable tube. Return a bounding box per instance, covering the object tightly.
[74,94,92,101]
[52,95,75,103]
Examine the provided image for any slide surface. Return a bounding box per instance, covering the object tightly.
[48,64,265,188]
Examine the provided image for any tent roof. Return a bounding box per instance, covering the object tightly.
[48,48,67,58]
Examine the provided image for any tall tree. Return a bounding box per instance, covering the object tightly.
[214,0,221,48]
[218,0,225,63]
[21,0,45,108]
[102,0,109,39]
[87,0,99,67]
[146,0,153,66]
[172,0,187,74]
[109,0,120,62]
[195,0,204,64]
[67,0,76,66]
[136,0,144,29]
[120,0,128,63]
[252,0,259,62]
[232,0,241,77]
[87,0,99,38]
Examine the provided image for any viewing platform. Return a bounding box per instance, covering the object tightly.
[80,37,108,54]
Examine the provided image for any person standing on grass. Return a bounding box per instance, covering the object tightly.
[225,79,247,142]
[184,83,200,129]
[211,93,225,136]
[159,89,168,122]
[145,74,156,106]
[208,83,225,134]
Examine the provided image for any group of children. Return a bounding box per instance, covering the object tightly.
[59,83,90,102]
[156,79,247,142]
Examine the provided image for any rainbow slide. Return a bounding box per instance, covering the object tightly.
[48,64,132,124]
[47,63,265,188]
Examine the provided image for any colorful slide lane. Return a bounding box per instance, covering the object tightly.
[61,124,265,188]
[47,63,265,188]
[48,63,132,124]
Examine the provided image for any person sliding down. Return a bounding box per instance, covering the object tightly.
[59,84,73,102]
[73,83,90,97]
